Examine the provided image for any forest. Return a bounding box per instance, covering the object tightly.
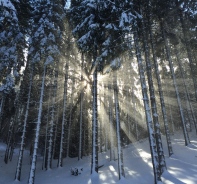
[0,0,197,184]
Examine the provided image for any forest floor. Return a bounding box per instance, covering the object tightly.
[0,129,197,184]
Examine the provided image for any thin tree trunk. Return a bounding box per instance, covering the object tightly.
[4,118,14,164]
[78,55,84,160]
[104,84,109,151]
[52,107,58,160]
[47,67,58,170]
[28,65,46,184]
[142,17,166,174]
[66,78,75,158]
[78,90,83,160]
[175,46,197,133]
[58,61,69,167]
[91,63,98,174]
[133,27,161,183]
[132,88,138,141]
[15,65,34,181]
[161,20,190,146]
[148,13,173,157]
[108,83,115,161]
[127,89,131,143]
[113,72,125,180]
[177,2,197,101]
[0,93,6,133]
[42,78,52,170]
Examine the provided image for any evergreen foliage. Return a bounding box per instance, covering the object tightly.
[0,0,196,183]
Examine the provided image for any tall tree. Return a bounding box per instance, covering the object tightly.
[113,72,125,180]
[147,0,173,157]
[133,26,161,183]
[160,20,190,146]
[0,0,25,132]
[28,0,65,183]
[68,0,135,174]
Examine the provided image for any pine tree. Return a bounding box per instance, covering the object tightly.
[0,0,25,132]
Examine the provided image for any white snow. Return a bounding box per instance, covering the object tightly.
[0,130,197,184]
[0,0,16,11]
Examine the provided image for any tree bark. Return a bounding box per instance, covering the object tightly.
[177,1,197,101]
[175,46,197,133]
[133,27,161,183]
[66,77,75,158]
[160,20,190,146]
[108,83,115,161]
[91,63,98,174]
[148,12,173,157]
[142,16,166,174]
[47,66,58,169]
[58,61,69,167]
[15,65,34,181]
[113,72,125,180]
[28,65,46,184]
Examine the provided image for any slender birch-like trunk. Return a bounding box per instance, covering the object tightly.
[161,20,190,146]
[15,65,34,181]
[133,27,161,183]
[58,61,69,167]
[28,65,46,184]
[113,73,125,180]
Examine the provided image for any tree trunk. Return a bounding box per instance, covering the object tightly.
[132,88,138,141]
[100,83,108,152]
[78,55,84,160]
[15,65,34,181]
[133,27,161,183]
[4,118,14,164]
[108,83,115,161]
[42,75,52,170]
[47,67,58,170]
[148,12,173,157]
[175,46,197,133]
[177,2,197,101]
[0,93,6,133]
[142,17,166,174]
[58,61,69,167]
[160,20,190,146]
[28,65,46,184]
[66,77,75,158]
[91,63,98,174]
[113,72,125,180]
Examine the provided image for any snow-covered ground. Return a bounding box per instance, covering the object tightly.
[0,130,197,184]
